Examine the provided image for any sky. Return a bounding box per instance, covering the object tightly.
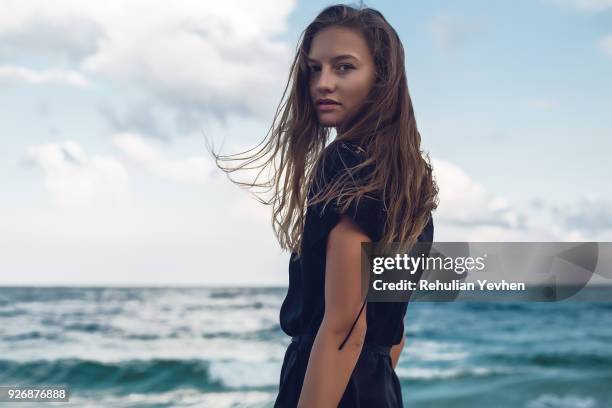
[1,0,611,286]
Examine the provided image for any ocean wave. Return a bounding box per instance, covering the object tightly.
[207,359,280,388]
[1,331,64,341]
[489,352,612,369]
[62,322,117,333]
[0,356,283,392]
[67,388,274,408]
[463,303,530,312]
[0,308,28,317]
[395,365,514,381]
[403,339,468,362]
[201,324,282,342]
[0,358,226,393]
[526,393,598,408]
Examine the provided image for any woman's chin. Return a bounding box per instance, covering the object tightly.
[317,115,342,128]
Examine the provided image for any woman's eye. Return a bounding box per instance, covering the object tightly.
[337,64,354,72]
[308,64,354,73]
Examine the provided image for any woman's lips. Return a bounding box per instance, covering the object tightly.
[316,103,340,111]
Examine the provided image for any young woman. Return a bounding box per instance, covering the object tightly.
[210,4,438,407]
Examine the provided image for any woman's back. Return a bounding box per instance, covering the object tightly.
[275,141,434,407]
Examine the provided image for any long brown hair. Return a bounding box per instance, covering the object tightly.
[207,3,439,259]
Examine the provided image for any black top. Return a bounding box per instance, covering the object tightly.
[279,140,435,347]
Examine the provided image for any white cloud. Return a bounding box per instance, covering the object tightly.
[12,135,284,286]
[112,132,215,185]
[0,0,297,125]
[125,144,606,243]
[600,34,612,56]
[24,140,129,209]
[555,195,612,234]
[430,157,608,241]
[0,65,90,86]
[11,144,612,285]
[432,158,521,229]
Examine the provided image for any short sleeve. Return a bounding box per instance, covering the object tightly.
[302,142,386,250]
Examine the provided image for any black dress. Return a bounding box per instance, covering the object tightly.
[274,140,435,407]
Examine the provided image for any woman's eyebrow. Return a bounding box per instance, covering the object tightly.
[306,54,359,63]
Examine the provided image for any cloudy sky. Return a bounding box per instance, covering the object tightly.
[1,0,611,286]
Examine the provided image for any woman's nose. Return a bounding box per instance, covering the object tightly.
[315,67,335,92]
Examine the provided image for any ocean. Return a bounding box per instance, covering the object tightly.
[0,287,611,407]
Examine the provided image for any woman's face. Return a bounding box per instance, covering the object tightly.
[307,26,376,130]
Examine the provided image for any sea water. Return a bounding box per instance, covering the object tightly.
[0,287,611,407]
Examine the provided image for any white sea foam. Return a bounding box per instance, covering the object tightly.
[403,339,469,361]
[208,359,281,388]
[395,365,513,380]
[525,393,597,408]
[1,335,288,364]
[28,389,275,408]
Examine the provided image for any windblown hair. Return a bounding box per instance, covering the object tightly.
[207,3,439,259]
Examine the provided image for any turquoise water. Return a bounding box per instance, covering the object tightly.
[0,287,611,407]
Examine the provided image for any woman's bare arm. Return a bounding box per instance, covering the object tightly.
[390,334,405,369]
[297,215,369,408]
